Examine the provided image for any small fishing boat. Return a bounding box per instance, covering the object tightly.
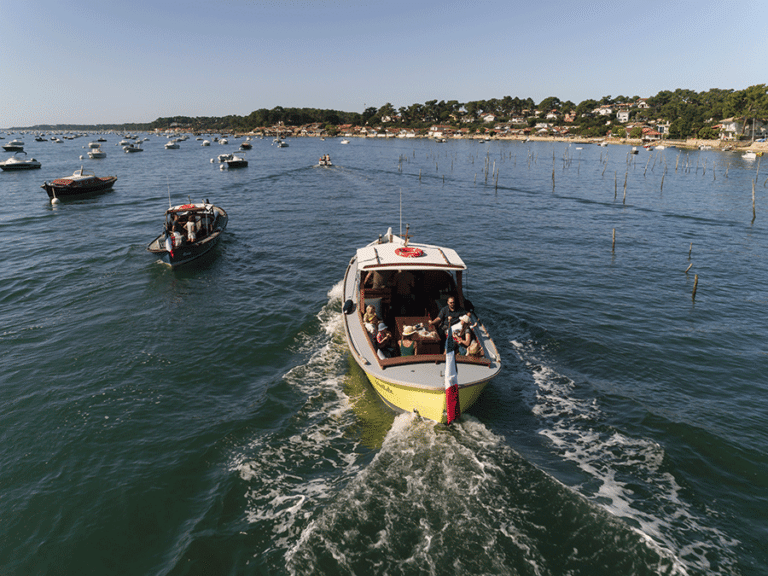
[318,154,332,166]
[743,151,758,160]
[88,146,106,159]
[164,140,180,149]
[0,151,41,171]
[123,142,143,153]
[146,201,228,268]
[239,141,252,150]
[219,152,247,168]
[340,139,350,144]
[41,167,117,200]
[630,147,639,154]
[276,140,289,148]
[2,139,24,152]
[341,227,501,424]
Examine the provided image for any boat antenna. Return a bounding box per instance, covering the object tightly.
[166,176,171,209]
[399,187,402,236]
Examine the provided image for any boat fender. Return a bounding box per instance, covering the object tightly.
[342,299,355,315]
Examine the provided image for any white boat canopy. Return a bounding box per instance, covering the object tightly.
[356,241,466,272]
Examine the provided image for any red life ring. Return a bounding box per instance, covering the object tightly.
[395,246,424,258]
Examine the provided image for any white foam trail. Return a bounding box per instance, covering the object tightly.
[229,283,364,553]
[511,338,739,575]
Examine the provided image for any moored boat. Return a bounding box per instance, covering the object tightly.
[41,167,117,199]
[88,145,106,159]
[223,152,247,168]
[146,201,228,268]
[2,139,24,152]
[341,227,501,424]
[1,151,41,171]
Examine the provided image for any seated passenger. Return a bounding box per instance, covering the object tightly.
[430,296,466,339]
[363,304,380,334]
[451,314,473,355]
[376,322,395,358]
[398,325,419,357]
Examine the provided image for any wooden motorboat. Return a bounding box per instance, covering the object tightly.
[146,201,228,268]
[341,227,501,424]
[41,167,117,199]
[1,151,41,171]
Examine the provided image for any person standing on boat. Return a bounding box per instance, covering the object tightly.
[430,296,466,340]
[393,269,416,314]
[184,217,196,244]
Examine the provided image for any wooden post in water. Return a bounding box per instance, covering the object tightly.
[752,178,756,223]
[660,173,665,193]
[614,171,618,199]
[552,166,555,193]
[692,274,699,301]
[612,228,616,253]
[688,242,693,259]
[623,170,628,204]
[685,263,693,273]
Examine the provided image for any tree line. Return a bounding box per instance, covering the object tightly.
[19,85,766,139]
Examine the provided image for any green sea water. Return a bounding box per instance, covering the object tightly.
[1,133,766,575]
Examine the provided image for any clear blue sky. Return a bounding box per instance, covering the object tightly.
[1,0,766,128]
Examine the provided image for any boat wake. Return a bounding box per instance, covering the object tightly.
[227,284,728,575]
[511,338,740,576]
[284,413,689,576]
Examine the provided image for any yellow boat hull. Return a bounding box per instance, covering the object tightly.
[365,371,489,424]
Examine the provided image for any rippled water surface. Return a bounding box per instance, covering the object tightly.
[1,133,766,575]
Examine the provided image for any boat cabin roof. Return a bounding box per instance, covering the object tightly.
[166,203,213,216]
[356,241,466,272]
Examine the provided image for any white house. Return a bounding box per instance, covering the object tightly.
[593,105,614,116]
[616,110,630,123]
